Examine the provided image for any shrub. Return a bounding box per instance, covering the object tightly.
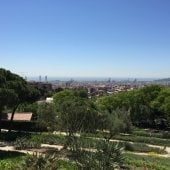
[19,152,58,170]
[73,139,125,169]
[0,160,19,170]
[114,135,170,146]
[19,153,77,170]
[14,137,41,150]
[39,133,65,145]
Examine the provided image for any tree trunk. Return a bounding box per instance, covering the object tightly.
[8,105,19,132]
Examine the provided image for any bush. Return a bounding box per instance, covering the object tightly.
[14,137,41,150]
[114,135,170,146]
[42,134,65,145]
[72,139,125,169]
[19,153,77,170]
[123,142,166,154]
[0,160,20,170]
[19,153,58,170]
[123,142,134,151]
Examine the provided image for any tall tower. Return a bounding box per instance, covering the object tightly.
[45,76,48,82]
[39,75,41,82]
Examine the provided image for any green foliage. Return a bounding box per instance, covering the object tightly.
[53,89,75,109]
[125,153,170,170]
[17,103,38,116]
[99,108,132,140]
[19,153,58,170]
[73,139,124,170]
[19,153,77,170]
[96,91,132,112]
[0,68,40,109]
[32,133,66,145]
[0,151,25,170]
[96,84,170,129]
[132,128,170,139]
[59,99,99,134]
[151,87,170,122]
[0,68,40,131]
[53,89,99,140]
[123,142,166,154]
[113,134,170,146]
[37,103,57,131]
[15,136,41,150]
[0,159,21,170]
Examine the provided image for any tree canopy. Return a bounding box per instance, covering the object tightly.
[0,68,40,131]
[96,84,170,129]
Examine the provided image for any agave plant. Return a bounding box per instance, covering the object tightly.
[74,139,125,170]
[19,152,59,170]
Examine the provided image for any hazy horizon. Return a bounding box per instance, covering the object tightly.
[25,76,162,82]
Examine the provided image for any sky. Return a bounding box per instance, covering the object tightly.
[0,0,170,79]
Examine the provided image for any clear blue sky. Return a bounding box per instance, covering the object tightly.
[0,0,170,79]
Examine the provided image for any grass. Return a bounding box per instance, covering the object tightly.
[132,128,170,139]
[82,131,170,147]
[124,153,170,170]
[113,134,170,146]
[123,142,166,154]
[50,159,78,170]
[0,151,77,170]
[0,151,25,170]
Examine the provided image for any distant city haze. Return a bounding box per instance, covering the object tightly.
[0,0,170,78]
[27,76,155,82]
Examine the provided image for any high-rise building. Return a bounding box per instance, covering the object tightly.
[39,75,41,82]
[45,76,48,82]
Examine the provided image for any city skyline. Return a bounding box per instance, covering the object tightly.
[0,0,170,78]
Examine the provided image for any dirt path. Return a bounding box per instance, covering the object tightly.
[53,131,170,155]
[1,132,170,158]
[0,142,170,158]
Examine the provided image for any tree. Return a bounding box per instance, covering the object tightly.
[59,99,98,135]
[0,68,40,131]
[129,85,162,127]
[151,87,170,128]
[53,89,99,149]
[37,103,57,131]
[0,89,17,131]
[96,84,163,128]
[98,108,132,141]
